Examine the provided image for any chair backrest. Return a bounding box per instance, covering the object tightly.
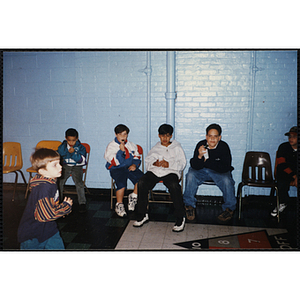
[3,142,23,169]
[242,151,274,183]
[136,144,144,172]
[81,143,90,168]
[36,140,61,151]
[81,143,90,184]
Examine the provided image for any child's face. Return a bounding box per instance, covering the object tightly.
[288,133,297,149]
[115,131,128,144]
[206,129,221,149]
[159,133,172,147]
[66,136,78,147]
[39,159,62,179]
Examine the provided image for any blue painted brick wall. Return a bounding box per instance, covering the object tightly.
[3,50,297,197]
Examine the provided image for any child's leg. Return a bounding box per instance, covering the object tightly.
[133,183,138,194]
[20,232,65,250]
[110,168,129,204]
[58,165,72,201]
[71,166,86,205]
[116,187,125,203]
[128,168,144,195]
[44,232,65,250]
[163,173,185,219]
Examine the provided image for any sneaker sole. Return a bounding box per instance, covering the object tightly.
[133,219,149,227]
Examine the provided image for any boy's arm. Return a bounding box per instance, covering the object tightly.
[276,144,296,177]
[69,143,87,164]
[57,141,69,158]
[34,197,72,222]
[190,141,206,170]
[165,146,186,172]
[131,144,141,168]
[204,142,232,173]
[145,148,159,171]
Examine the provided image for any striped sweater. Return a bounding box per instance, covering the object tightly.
[18,174,72,244]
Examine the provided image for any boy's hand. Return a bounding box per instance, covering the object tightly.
[160,160,169,168]
[63,197,73,206]
[68,147,75,153]
[198,145,207,160]
[128,164,137,171]
[153,159,161,167]
[153,159,169,168]
[119,143,125,152]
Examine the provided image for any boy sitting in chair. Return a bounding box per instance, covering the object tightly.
[104,124,144,217]
[133,124,187,232]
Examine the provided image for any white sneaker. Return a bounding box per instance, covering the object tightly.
[128,193,137,211]
[133,214,149,227]
[172,217,185,232]
[115,203,127,217]
[271,203,287,217]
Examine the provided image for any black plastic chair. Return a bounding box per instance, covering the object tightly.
[237,151,279,222]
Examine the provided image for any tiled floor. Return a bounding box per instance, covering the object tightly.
[116,221,289,250]
[2,183,299,250]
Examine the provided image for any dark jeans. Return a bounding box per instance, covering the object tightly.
[277,173,294,205]
[136,171,185,219]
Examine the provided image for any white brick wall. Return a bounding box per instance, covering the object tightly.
[3,50,297,197]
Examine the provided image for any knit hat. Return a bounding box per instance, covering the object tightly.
[284,126,297,136]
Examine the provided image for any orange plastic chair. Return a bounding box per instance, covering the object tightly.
[25,140,61,198]
[3,142,27,201]
[110,144,144,209]
[63,142,91,195]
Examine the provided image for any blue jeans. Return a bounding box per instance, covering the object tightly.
[20,232,65,250]
[183,167,236,211]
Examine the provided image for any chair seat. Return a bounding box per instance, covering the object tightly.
[3,166,21,173]
[241,180,276,187]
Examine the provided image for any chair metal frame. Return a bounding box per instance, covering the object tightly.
[110,144,144,209]
[237,151,280,222]
[25,140,61,199]
[3,142,27,201]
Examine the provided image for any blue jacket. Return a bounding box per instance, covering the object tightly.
[58,140,87,166]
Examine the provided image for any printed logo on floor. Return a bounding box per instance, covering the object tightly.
[174,230,294,250]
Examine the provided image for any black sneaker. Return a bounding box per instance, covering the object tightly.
[217,208,233,223]
[79,203,87,213]
[185,206,195,221]
[172,217,185,232]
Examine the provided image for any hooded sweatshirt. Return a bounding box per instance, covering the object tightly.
[18,174,72,243]
[145,140,186,179]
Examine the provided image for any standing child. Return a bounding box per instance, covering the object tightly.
[18,148,73,250]
[58,128,87,213]
[104,124,144,217]
[133,124,187,232]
